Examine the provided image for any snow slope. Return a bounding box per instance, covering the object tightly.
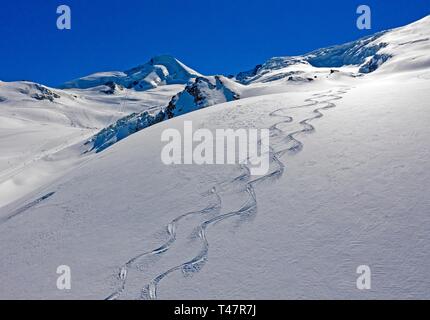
[0,15,429,299]
[0,51,243,208]
[0,80,184,207]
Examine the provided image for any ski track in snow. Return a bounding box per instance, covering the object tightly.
[0,192,56,224]
[105,87,350,300]
[105,194,222,300]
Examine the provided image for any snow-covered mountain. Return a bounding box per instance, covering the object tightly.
[0,15,430,300]
[237,16,430,84]
[62,55,201,91]
[83,75,242,153]
[83,15,430,156]
[0,79,185,207]
[165,76,241,118]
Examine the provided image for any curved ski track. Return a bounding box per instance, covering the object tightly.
[106,87,350,300]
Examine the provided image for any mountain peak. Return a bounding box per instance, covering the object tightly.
[62,55,201,91]
[149,54,180,65]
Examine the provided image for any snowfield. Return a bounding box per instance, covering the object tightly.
[0,16,429,299]
[0,80,184,207]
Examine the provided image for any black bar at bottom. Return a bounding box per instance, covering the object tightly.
[0,300,427,318]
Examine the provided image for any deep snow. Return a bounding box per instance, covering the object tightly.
[0,15,429,300]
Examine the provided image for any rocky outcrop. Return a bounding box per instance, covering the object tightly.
[85,75,241,152]
[165,76,240,118]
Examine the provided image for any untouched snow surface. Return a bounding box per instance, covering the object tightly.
[0,15,429,300]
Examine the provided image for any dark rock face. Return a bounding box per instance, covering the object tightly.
[165,76,240,119]
[101,81,124,94]
[165,77,212,119]
[86,110,166,153]
[86,76,240,153]
[359,54,392,73]
[187,77,216,105]
[287,76,314,82]
[236,64,262,84]
[31,84,61,102]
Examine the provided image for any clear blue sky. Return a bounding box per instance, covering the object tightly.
[1,0,429,87]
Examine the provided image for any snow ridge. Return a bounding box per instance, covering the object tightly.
[62,55,201,91]
[236,33,389,84]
